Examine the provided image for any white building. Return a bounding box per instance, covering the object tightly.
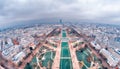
[115,48,120,55]
[100,49,119,67]
[19,36,34,47]
[0,38,14,51]
[7,38,14,46]
[2,45,20,59]
[12,51,26,64]
[90,41,101,50]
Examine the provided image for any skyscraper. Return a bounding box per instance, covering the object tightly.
[60,19,62,24]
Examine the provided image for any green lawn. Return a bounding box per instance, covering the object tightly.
[62,33,66,37]
[61,48,70,57]
[24,56,37,69]
[25,51,55,69]
[76,49,91,68]
[60,30,73,69]
[42,52,55,68]
[62,30,67,37]
[76,48,103,69]
[60,59,73,69]
[61,42,68,47]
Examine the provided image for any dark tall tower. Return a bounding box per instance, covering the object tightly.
[60,19,62,24]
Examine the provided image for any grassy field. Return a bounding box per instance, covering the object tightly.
[60,59,73,69]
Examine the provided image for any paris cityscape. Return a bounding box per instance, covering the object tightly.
[0,0,120,69]
[0,23,120,69]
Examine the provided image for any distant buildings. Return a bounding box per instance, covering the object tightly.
[73,23,120,48]
[0,24,55,66]
[2,45,20,60]
[0,23,120,68]
[71,23,120,67]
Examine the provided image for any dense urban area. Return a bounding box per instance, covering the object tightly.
[0,23,120,69]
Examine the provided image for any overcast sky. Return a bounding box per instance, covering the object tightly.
[0,0,120,28]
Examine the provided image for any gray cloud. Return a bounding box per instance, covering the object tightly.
[0,0,120,28]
